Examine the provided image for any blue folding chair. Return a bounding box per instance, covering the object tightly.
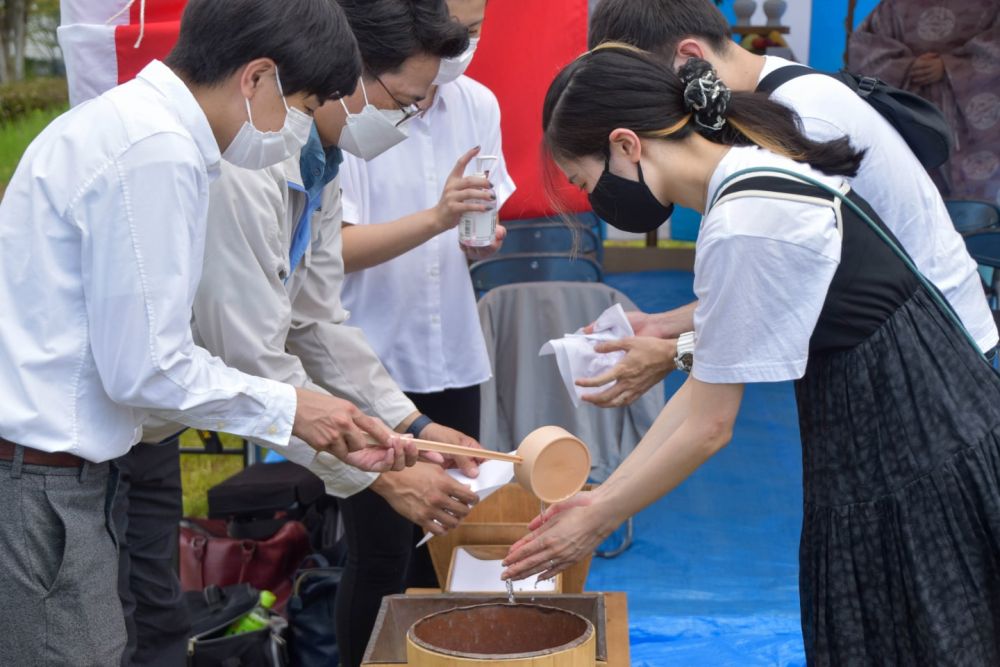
[946,199,1000,235]
[963,229,1000,310]
[499,223,600,256]
[470,252,602,298]
[504,213,604,262]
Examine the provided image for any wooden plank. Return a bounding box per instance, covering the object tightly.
[602,246,695,273]
[602,592,631,666]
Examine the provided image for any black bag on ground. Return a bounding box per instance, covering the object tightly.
[207,462,342,560]
[287,553,344,667]
[755,64,953,170]
[184,583,288,667]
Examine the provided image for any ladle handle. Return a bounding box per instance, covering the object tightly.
[366,434,522,464]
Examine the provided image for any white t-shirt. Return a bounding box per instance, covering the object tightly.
[760,56,997,353]
[340,76,516,393]
[692,147,845,384]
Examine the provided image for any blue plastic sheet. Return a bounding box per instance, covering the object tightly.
[589,271,807,665]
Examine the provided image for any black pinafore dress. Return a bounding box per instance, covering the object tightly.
[715,174,1000,666]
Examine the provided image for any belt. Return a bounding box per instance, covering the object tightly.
[0,438,86,467]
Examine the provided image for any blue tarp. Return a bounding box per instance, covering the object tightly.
[592,271,807,665]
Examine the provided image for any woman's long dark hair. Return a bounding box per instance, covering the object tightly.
[542,44,864,177]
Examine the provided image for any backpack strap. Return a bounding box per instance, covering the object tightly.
[755,64,817,95]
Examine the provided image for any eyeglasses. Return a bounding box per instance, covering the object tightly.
[374,75,421,127]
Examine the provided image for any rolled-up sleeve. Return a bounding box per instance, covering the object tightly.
[76,133,295,448]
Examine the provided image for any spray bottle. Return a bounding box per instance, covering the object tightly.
[459,155,499,247]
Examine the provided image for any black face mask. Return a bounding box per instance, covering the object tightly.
[588,155,674,234]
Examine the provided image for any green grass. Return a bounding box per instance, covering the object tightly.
[179,430,248,518]
[0,105,66,193]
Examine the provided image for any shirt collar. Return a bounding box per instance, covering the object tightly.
[413,82,450,123]
[297,124,343,200]
[136,60,222,180]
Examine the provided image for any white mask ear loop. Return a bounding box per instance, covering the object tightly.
[274,67,291,113]
[244,98,255,128]
[244,67,288,128]
[339,78,370,115]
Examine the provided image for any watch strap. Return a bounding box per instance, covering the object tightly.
[405,414,434,438]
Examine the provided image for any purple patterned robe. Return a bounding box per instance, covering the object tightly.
[848,0,1000,204]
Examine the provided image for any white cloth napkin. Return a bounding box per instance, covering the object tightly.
[539,303,634,407]
[415,459,515,547]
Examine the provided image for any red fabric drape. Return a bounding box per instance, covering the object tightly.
[114,20,180,84]
[466,0,591,220]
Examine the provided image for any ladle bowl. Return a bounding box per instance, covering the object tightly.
[511,426,591,504]
[372,425,591,504]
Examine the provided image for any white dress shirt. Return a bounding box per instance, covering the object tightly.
[0,60,296,462]
[340,75,516,393]
[761,56,998,353]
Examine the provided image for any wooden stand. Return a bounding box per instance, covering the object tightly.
[362,592,630,666]
[426,483,594,594]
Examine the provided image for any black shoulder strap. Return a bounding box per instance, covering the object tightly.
[755,64,818,95]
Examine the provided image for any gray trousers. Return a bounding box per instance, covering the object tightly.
[0,455,127,666]
[114,439,190,667]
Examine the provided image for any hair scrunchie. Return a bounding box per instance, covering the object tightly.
[679,58,731,132]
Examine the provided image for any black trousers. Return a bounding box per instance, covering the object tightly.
[334,384,481,667]
[113,439,190,667]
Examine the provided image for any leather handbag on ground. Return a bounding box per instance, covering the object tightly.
[179,518,311,613]
[756,64,953,170]
[287,554,344,666]
[185,583,288,667]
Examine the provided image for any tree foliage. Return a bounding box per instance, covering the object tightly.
[0,0,60,83]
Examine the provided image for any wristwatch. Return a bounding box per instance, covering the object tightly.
[405,414,434,438]
[674,331,696,373]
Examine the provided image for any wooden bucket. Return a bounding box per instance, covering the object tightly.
[406,603,595,666]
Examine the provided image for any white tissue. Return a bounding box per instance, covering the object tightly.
[415,459,515,547]
[539,303,635,407]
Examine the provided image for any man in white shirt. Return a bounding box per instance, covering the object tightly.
[121,2,483,664]
[337,0,515,660]
[574,0,999,407]
[0,1,418,663]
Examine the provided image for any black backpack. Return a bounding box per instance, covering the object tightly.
[756,65,953,170]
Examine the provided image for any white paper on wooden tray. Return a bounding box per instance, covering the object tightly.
[415,459,515,547]
[449,546,557,593]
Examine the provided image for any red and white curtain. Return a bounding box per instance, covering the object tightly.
[58,0,186,106]
[57,0,591,219]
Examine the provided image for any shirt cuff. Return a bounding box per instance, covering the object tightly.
[692,358,807,384]
[373,391,419,432]
[308,451,379,498]
[250,379,297,448]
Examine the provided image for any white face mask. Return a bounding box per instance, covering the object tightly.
[433,36,479,85]
[337,79,409,161]
[222,68,314,170]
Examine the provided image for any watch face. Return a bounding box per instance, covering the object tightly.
[678,352,694,371]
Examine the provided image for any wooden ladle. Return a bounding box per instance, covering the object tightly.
[374,426,591,503]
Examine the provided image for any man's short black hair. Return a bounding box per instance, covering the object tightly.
[337,0,470,78]
[588,0,732,60]
[166,0,361,100]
